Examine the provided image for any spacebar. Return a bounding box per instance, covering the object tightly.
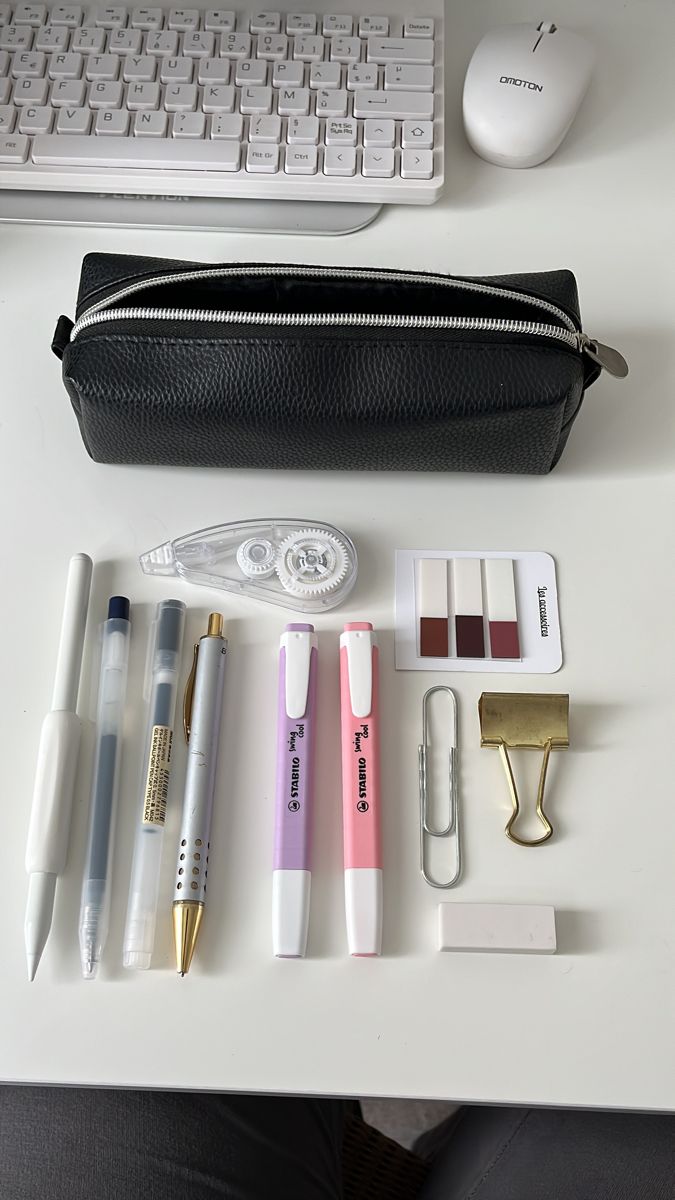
[32,135,241,171]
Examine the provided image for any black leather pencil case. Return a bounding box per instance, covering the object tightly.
[52,253,627,474]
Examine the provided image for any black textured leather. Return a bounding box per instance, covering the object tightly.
[56,255,602,474]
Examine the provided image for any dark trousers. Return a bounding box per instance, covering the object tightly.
[0,1087,673,1200]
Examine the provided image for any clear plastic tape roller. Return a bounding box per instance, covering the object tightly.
[139,519,358,614]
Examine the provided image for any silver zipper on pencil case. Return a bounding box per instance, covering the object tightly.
[70,264,628,376]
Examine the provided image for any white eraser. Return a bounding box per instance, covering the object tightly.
[438,903,556,954]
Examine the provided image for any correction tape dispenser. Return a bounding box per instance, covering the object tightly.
[140,519,358,615]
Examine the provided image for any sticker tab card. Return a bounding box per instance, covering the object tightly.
[395,550,562,673]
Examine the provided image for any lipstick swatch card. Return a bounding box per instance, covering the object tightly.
[395,550,561,673]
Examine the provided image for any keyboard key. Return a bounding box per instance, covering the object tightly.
[123,53,156,79]
[94,6,128,28]
[292,34,322,61]
[85,52,119,78]
[201,81,233,110]
[367,37,434,64]
[11,50,46,75]
[0,27,34,50]
[0,49,8,72]
[276,84,308,114]
[71,26,106,50]
[182,30,215,56]
[87,77,122,104]
[51,6,83,26]
[0,102,15,129]
[0,4,12,23]
[284,143,316,173]
[404,17,434,38]
[309,61,339,88]
[285,112,316,142]
[48,51,83,76]
[246,141,279,171]
[400,146,432,178]
[160,55,192,81]
[51,75,84,101]
[401,118,433,148]
[0,75,8,98]
[249,111,279,141]
[210,110,241,137]
[126,78,158,106]
[314,86,346,116]
[130,6,163,29]
[346,62,376,89]
[168,8,199,31]
[55,104,91,130]
[324,115,355,144]
[33,131,242,167]
[286,13,315,34]
[95,104,128,131]
[172,109,204,135]
[272,59,302,87]
[249,12,280,33]
[19,101,52,129]
[362,145,393,176]
[204,10,235,32]
[359,16,387,36]
[235,57,266,85]
[219,31,250,57]
[198,55,229,82]
[146,30,178,53]
[13,73,47,100]
[384,64,433,91]
[0,131,29,159]
[353,90,433,119]
[330,35,359,62]
[134,107,166,133]
[323,144,354,174]
[35,25,70,49]
[239,83,270,112]
[163,80,196,108]
[108,26,142,50]
[14,5,46,26]
[322,14,351,35]
[256,31,286,59]
[363,117,394,146]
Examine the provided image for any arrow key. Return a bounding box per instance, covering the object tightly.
[400,147,433,179]
[363,118,394,147]
[362,145,394,178]
[324,144,356,176]
[402,120,433,149]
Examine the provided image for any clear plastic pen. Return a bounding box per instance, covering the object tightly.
[78,597,131,980]
[123,599,186,970]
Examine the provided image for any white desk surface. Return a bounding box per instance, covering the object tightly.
[1,0,674,1112]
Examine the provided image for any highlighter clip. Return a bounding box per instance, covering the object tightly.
[478,692,569,847]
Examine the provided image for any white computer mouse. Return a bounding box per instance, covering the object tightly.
[463,21,595,168]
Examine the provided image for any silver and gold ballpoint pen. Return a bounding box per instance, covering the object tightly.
[173,613,227,976]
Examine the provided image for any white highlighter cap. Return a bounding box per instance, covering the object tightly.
[345,868,382,957]
[272,870,311,958]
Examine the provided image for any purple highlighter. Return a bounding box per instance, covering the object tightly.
[272,624,318,958]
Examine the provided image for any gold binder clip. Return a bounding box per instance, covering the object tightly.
[478,692,569,847]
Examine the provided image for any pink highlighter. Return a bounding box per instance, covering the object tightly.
[339,623,382,956]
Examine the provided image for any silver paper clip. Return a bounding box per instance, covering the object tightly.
[418,686,461,888]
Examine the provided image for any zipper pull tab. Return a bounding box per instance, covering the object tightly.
[51,315,74,360]
[581,336,629,378]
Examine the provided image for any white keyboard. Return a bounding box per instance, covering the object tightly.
[0,2,444,227]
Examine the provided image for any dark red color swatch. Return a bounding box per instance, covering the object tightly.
[420,616,449,657]
[455,614,485,658]
[489,621,521,660]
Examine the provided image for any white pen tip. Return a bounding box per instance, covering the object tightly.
[123,951,151,971]
[26,955,39,982]
[82,959,98,980]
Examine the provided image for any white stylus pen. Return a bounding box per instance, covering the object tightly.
[24,553,93,982]
[172,613,227,976]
